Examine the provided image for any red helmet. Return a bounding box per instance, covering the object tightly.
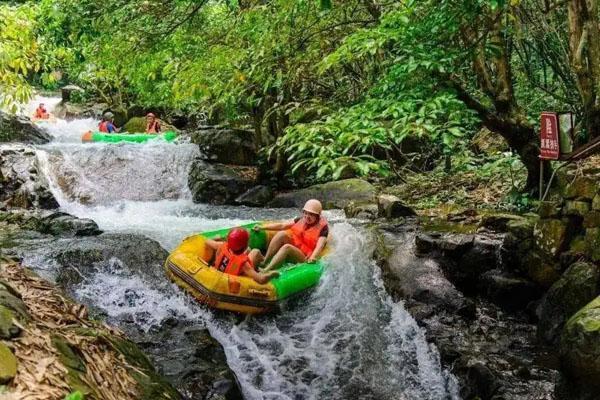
[227,227,249,252]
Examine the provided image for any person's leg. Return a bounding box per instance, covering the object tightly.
[248,249,264,269]
[263,231,291,261]
[262,244,306,271]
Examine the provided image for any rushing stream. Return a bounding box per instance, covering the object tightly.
[15,96,460,399]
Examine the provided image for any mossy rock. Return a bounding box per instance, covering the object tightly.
[0,343,17,384]
[534,218,571,258]
[0,305,20,339]
[538,262,600,345]
[122,117,147,133]
[51,335,93,397]
[101,334,181,400]
[560,296,600,389]
[564,200,591,217]
[538,201,562,218]
[506,217,536,240]
[585,228,600,262]
[523,250,562,288]
[593,194,600,211]
[565,176,597,201]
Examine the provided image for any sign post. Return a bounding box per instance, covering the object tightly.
[539,112,561,199]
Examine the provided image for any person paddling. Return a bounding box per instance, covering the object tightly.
[205,227,279,284]
[98,112,120,133]
[34,103,49,119]
[254,199,328,271]
[145,113,161,134]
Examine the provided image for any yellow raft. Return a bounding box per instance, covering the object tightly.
[165,222,329,314]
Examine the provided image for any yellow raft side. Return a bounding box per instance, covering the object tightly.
[165,234,278,314]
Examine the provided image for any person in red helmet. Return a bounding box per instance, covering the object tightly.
[205,227,279,284]
[145,112,161,134]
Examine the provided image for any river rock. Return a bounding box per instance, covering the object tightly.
[584,228,600,262]
[344,201,379,219]
[478,269,541,311]
[269,178,376,209]
[376,231,475,318]
[377,194,415,219]
[538,201,562,218]
[560,296,600,395]
[538,262,600,345]
[0,144,59,209]
[190,126,256,166]
[53,101,86,120]
[0,209,101,237]
[0,111,51,144]
[480,213,526,232]
[188,159,257,205]
[46,233,169,287]
[234,185,273,207]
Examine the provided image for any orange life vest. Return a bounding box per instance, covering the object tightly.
[98,121,109,132]
[213,243,252,276]
[146,120,160,134]
[34,107,47,119]
[289,216,328,257]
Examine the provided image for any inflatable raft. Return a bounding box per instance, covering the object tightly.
[165,222,328,314]
[81,130,177,143]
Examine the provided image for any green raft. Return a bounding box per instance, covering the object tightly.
[165,222,328,314]
[81,130,177,144]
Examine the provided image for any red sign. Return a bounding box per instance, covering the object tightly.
[540,112,560,160]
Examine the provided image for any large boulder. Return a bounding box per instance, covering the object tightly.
[538,262,599,345]
[533,218,576,258]
[188,159,257,205]
[478,269,541,310]
[559,296,600,397]
[0,144,59,209]
[60,84,84,102]
[0,111,51,144]
[269,178,377,210]
[376,231,475,318]
[234,185,274,207]
[53,101,86,120]
[190,126,256,166]
[0,209,101,237]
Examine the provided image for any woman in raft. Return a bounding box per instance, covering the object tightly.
[33,103,50,119]
[145,113,161,134]
[254,199,328,271]
[205,227,279,284]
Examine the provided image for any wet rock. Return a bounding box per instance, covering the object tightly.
[0,342,17,384]
[0,144,59,209]
[0,280,28,339]
[560,296,600,396]
[344,201,379,219]
[415,232,475,256]
[188,159,257,205]
[454,357,500,400]
[53,101,86,120]
[234,185,273,207]
[0,111,52,144]
[377,231,475,317]
[0,209,101,237]
[190,126,256,166]
[538,262,599,345]
[377,194,415,219]
[480,213,525,232]
[479,269,542,311]
[47,233,169,287]
[268,178,376,210]
[124,321,243,400]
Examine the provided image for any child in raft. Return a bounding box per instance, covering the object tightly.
[253,199,328,271]
[205,227,279,284]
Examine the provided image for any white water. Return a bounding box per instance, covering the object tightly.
[25,97,460,399]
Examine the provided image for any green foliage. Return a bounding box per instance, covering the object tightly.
[64,391,84,400]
